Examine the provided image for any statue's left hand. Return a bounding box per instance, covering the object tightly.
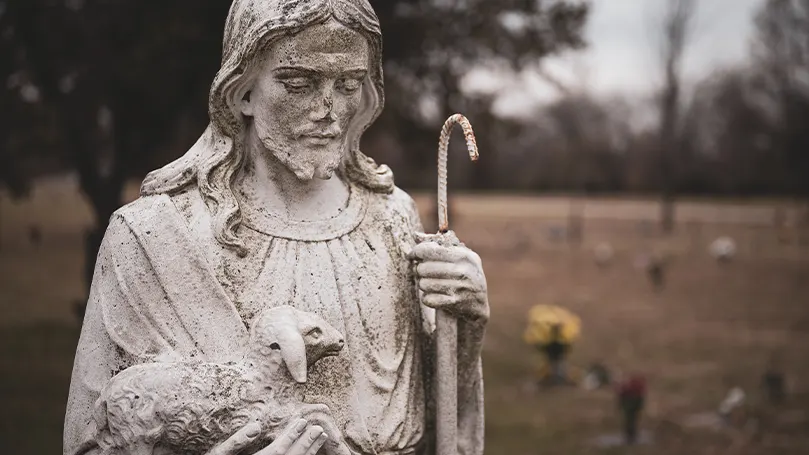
[204,419,328,455]
[408,232,489,323]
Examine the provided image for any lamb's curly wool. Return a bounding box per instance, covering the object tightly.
[93,306,344,455]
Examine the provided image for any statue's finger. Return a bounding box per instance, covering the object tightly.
[205,421,262,455]
[297,408,338,432]
[422,293,458,310]
[286,425,324,455]
[414,230,461,246]
[303,432,328,455]
[296,414,351,455]
[416,261,467,279]
[266,418,308,453]
[418,278,457,294]
[414,231,431,244]
[410,242,466,262]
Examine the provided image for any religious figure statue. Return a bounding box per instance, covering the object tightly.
[64,1,488,454]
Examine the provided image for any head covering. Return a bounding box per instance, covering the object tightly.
[139,0,393,253]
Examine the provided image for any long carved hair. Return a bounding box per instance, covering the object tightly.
[140,0,393,255]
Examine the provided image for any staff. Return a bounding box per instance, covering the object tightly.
[429,114,479,455]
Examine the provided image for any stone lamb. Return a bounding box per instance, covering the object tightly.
[92,305,348,455]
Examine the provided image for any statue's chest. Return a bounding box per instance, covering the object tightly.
[217,230,418,340]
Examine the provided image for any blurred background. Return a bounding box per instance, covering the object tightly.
[1,0,808,453]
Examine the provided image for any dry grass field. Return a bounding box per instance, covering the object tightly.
[1,176,808,454]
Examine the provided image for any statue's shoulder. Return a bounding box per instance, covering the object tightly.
[111,187,206,240]
[114,185,203,223]
[366,185,418,217]
[96,194,181,255]
[390,186,417,207]
[364,185,422,231]
[112,193,175,225]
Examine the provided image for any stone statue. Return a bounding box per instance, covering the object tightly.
[64,1,489,454]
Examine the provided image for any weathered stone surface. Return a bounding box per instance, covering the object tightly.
[93,306,347,455]
[64,1,488,454]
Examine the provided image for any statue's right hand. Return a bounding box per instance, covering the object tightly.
[205,419,327,455]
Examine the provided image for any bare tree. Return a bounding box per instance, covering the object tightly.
[3,0,231,296]
[655,0,696,233]
[373,0,589,189]
[752,0,809,197]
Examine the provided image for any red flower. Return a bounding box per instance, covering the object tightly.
[617,375,647,399]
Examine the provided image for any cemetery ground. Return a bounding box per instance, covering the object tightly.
[1,178,808,454]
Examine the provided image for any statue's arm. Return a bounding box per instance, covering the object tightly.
[63,283,116,455]
[402,191,485,455]
[63,215,172,455]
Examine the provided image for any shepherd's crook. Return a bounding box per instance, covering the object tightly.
[434,114,479,455]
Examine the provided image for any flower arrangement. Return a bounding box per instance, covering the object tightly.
[523,304,581,386]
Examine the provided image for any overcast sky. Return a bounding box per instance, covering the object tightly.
[467,0,768,118]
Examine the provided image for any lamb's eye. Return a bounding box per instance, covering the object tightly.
[307,328,322,339]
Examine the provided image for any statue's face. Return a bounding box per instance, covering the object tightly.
[241,18,370,181]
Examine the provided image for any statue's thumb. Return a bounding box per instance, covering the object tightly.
[205,422,261,455]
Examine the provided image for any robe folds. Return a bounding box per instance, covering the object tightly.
[64,183,484,455]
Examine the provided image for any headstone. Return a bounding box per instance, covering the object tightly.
[762,368,787,405]
[709,236,737,263]
[717,387,747,426]
[593,242,614,268]
[582,362,612,391]
[545,225,567,244]
[27,224,42,247]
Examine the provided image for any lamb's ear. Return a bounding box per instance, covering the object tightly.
[275,323,307,383]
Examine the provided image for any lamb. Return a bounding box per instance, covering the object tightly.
[92,305,349,455]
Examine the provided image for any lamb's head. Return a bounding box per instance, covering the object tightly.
[250,306,345,384]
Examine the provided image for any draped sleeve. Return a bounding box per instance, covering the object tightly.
[64,212,169,455]
[64,196,249,455]
[394,189,484,455]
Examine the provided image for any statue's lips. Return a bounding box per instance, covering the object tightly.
[301,132,339,145]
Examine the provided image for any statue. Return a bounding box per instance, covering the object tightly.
[64,1,489,454]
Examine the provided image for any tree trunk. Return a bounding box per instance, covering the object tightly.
[659,85,679,235]
[660,193,676,234]
[62,101,128,314]
[73,150,126,321]
[8,1,127,317]
[567,198,584,246]
[78,133,128,294]
[656,0,694,235]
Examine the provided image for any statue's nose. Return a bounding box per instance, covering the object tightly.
[310,89,335,122]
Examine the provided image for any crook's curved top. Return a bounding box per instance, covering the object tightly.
[437,114,479,233]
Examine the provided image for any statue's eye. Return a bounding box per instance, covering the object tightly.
[336,78,362,95]
[307,328,322,339]
[280,77,311,93]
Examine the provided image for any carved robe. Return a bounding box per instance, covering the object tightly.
[64,183,484,455]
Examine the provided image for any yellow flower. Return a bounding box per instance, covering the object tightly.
[523,304,581,346]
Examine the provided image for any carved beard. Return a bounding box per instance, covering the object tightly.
[253,115,347,181]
